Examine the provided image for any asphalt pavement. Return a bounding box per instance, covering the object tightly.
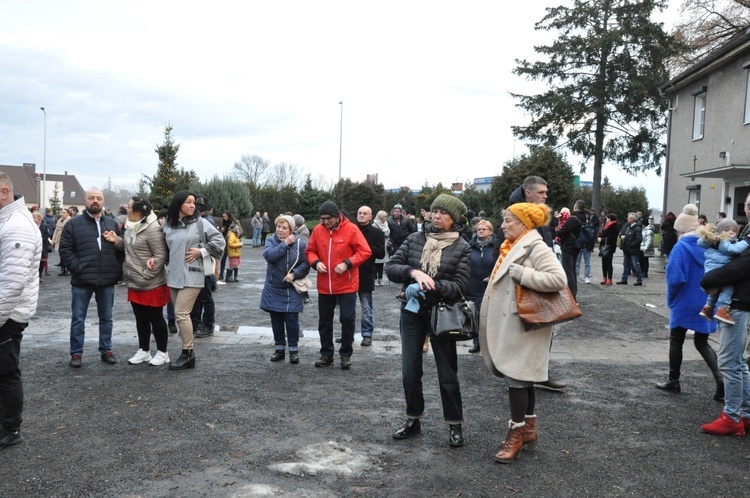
[2,244,748,497]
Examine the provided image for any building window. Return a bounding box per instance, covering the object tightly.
[70,191,76,198]
[687,185,701,211]
[692,91,706,140]
[745,70,750,124]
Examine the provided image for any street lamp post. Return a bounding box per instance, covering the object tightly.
[338,101,343,182]
[40,107,47,210]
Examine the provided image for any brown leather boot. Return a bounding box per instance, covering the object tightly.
[520,415,538,448]
[495,421,525,464]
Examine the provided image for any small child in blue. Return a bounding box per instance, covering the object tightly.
[696,218,750,325]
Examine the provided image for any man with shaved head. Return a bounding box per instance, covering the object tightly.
[59,189,124,367]
[0,173,42,449]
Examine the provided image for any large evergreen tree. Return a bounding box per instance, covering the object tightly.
[148,124,197,208]
[511,0,680,213]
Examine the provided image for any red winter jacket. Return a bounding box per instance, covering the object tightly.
[306,214,372,295]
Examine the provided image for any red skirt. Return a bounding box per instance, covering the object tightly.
[128,285,170,308]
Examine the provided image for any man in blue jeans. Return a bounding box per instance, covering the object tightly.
[356,206,386,347]
[0,173,42,449]
[700,194,750,436]
[616,213,643,286]
[59,189,124,367]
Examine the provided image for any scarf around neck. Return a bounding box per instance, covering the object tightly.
[420,231,459,277]
[124,212,157,245]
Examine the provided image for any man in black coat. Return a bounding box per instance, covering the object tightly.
[356,206,385,346]
[616,212,643,286]
[59,189,124,367]
[387,204,415,255]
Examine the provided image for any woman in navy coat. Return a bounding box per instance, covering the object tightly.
[260,215,310,364]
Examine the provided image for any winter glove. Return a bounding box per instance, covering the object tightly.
[508,263,524,283]
[405,283,425,313]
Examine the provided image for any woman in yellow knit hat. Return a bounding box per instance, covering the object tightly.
[479,202,567,464]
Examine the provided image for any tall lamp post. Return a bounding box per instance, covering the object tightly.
[338,101,343,182]
[40,107,47,210]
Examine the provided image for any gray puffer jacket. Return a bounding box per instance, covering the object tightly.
[121,213,168,291]
[163,215,225,289]
[386,221,471,310]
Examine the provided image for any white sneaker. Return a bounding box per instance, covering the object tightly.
[149,351,170,366]
[584,277,591,284]
[128,349,152,365]
[215,280,226,286]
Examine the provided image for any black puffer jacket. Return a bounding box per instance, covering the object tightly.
[701,246,750,311]
[556,210,585,252]
[386,222,471,309]
[357,221,386,293]
[620,222,643,255]
[59,211,124,287]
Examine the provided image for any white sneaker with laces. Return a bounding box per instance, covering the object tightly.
[584,277,591,284]
[215,280,226,286]
[149,351,170,366]
[128,349,152,365]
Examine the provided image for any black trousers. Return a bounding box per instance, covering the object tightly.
[0,320,26,433]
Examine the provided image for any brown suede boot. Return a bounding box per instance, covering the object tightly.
[495,420,525,464]
[520,415,538,448]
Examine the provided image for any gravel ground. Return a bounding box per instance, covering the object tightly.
[2,246,749,497]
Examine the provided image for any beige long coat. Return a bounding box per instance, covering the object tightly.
[479,229,567,382]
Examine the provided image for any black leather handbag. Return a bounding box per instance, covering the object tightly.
[429,296,479,341]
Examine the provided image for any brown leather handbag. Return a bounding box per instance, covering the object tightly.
[515,284,581,331]
[514,242,582,331]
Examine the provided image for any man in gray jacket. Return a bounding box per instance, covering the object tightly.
[0,172,42,449]
[59,189,124,367]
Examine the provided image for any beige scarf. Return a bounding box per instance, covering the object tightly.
[420,231,459,277]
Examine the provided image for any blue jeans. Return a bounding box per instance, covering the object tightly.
[706,286,735,309]
[358,291,374,338]
[400,306,463,424]
[717,309,750,422]
[70,285,115,355]
[190,276,215,329]
[252,228,261,247]
[575,248,591,279]
[318,292,357,357]
[620,253,642,283]
[271,312,300,351]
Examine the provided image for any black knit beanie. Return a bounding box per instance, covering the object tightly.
[319,200,340,218]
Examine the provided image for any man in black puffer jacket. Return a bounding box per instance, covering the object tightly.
[59,189,124,368]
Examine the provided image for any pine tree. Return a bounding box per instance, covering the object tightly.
[149,124,181,208]
[49,182,63,216]
[511,0,680,213]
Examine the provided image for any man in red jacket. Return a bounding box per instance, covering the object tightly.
[307,200,372,369]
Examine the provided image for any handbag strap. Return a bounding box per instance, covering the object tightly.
[288,238,301,275]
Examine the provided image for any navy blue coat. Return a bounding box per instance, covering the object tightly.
[260,235,310,314]
[59,211,124,287]
[467,236,495,304]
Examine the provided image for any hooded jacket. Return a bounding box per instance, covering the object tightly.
[121,212,168,291]
[701,244,750,312]
[0,196,42,327]
[306,214,372,295]
[59,210,124,287]
[665,234,717,334]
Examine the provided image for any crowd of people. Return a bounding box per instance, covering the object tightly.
[2,170,750,461]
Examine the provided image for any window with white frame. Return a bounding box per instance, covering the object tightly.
[745,69,750,124]
[693,90,706,140]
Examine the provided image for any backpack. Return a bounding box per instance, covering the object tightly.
[575,224,595,249]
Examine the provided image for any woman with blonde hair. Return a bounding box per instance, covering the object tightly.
[373,210,390,286]
[480,202,567,463]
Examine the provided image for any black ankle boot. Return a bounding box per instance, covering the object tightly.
[449,424,464,447]
[714,383,725,402]
[655,379,680,392]
[169,349,195,370]
[271,350,285,362]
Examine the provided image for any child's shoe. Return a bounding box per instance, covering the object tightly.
[698,305,714,321]
[714,307,735,325]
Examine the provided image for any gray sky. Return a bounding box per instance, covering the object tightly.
[1,0,677,209]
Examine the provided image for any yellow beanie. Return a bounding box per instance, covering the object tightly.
[507,203,551,229]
